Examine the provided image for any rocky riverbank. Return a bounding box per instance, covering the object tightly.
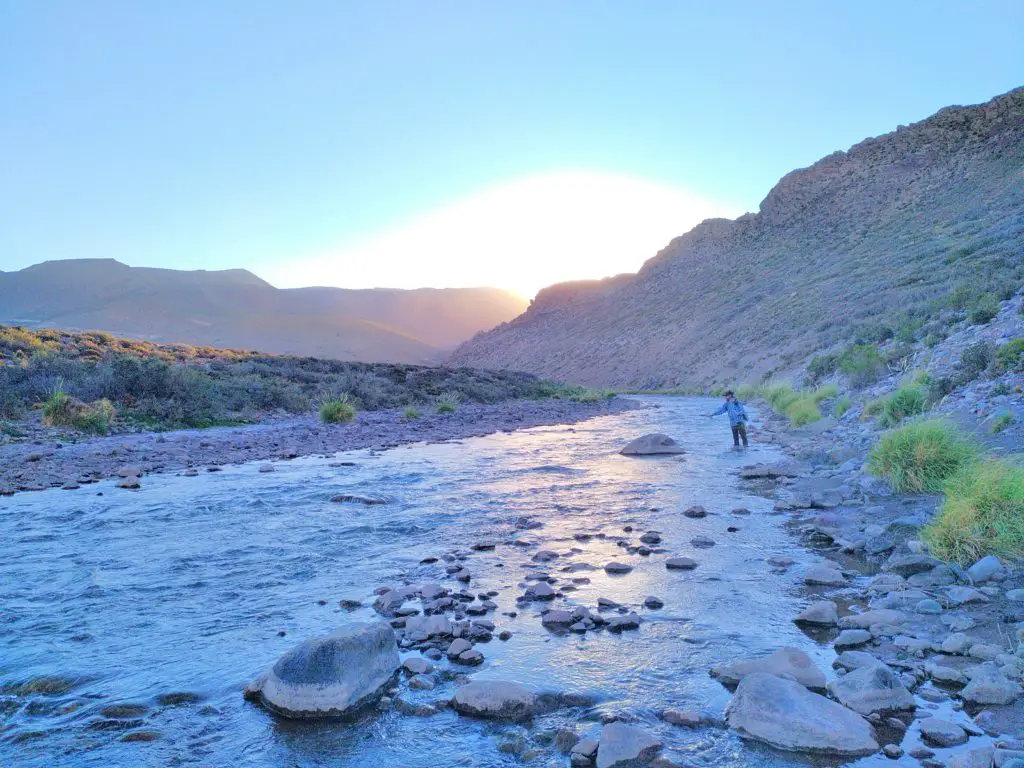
[0,398,636,495]
[739,405,1024,765]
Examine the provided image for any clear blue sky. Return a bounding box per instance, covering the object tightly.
[2,1,1021,293]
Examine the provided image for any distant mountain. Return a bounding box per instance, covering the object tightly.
[452,86,1024,387]
[0,259,527,363]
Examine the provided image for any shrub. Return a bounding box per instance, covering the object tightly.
[761,381,800,413]
[73,399,115,434]
[863,396,888,420]
[957,342,995,383]
[922,459,1024,564]
[837,344,884,386]
[967,293,1000,325]
[996,338,1024,371]
[787,398,822,427]
[867,420,978,494]
[927,376,955,403]
[404,406,421,420]
[833,396,852,418]
[320,394,356,423]
[992,381,1013,397]
[561,386,614,403]
[879,386,927,427]
[436,391,460,414]
[806,354,838,383]
[990,412,1015,434]
[42,387,115,434]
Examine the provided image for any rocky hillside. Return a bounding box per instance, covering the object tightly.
[452,87,1024,388]
[0,259,527,364]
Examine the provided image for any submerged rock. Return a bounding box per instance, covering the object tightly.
[620,434,685,456]
[666,557,698,570]
[246,623,399,718]
[452,680,536,721]
[711,647,826,690]
[726,673,878,756]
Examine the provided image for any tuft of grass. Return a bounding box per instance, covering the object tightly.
[809,383,839,404]
[990,412,1015,434]
[787,398,822,427]
[403,406,421,420]
[833,396,852,418]
[42,385,115,434]
[867,420,978,494]
[436,391,460,414]
[922,459,1024,565]
[879,386,927,427]
[320,394,356,424]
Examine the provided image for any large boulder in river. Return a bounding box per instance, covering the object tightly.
[246,623,399,718]
[620,434,685,456]
[711,647,826,690]
[825,664,916,716]
[452,680,536,721]
[726,673,878,756]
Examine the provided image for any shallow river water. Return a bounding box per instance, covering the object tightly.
[1,397,880,767]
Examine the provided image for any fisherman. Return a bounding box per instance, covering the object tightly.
[707,390,749,448]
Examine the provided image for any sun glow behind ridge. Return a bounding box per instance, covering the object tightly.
[262,171,740,299]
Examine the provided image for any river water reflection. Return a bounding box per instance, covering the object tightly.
[1,397,854,767]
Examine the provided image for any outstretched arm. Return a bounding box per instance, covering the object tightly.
[708,404,727,417]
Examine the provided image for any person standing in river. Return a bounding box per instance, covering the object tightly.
[707,390,749,448]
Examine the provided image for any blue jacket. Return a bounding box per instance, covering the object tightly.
[711,399,749,426]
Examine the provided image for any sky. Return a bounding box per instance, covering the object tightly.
[1,2,1022,298]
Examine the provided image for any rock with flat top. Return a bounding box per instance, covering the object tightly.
[919,718,967,747]
[794,601,838,626]
[246,623,399,718]
[826,664,915,716]
[620,434,686,456]
[726,673,878,756]
[711,647,826,690]
[452,680,536,721]
[596,722,663,768]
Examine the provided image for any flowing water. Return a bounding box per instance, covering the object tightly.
[1,397,861,767]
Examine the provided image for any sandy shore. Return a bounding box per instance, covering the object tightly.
[0,398,638,495]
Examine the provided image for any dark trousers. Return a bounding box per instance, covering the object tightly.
[731,422,748,447]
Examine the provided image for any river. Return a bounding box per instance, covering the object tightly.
[1,396,857,767]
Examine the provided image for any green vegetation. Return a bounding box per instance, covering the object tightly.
[319,394,356,424]
[559,385,615,403]
[967,293,1000,325]
[403,406,421,420]
[436,391,460,414]
[0,325,580,430]
[922,459,1024,565]
[41,385,116,434]
[996,338,1024,371]
[957,341,995,383]
[867,420,978,494]
[832,396,852,418]
[753,381,843,427]
[990,412,1015,434]
[836,343,885,386]
[873,385,928,427]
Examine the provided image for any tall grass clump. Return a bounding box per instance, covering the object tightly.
[867,420,978,494]
[837,343,884,386]
[922,459,1024,564]
[878,386,927,427]
[436,391,460,414]
[787,398,822,427]
[404,406,421,420]
[42,383,115,434]
[320,393,356,423]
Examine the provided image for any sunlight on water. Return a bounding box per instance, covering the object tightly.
[0,397,854,767]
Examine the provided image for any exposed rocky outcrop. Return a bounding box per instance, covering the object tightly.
[452,87,1024,387]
